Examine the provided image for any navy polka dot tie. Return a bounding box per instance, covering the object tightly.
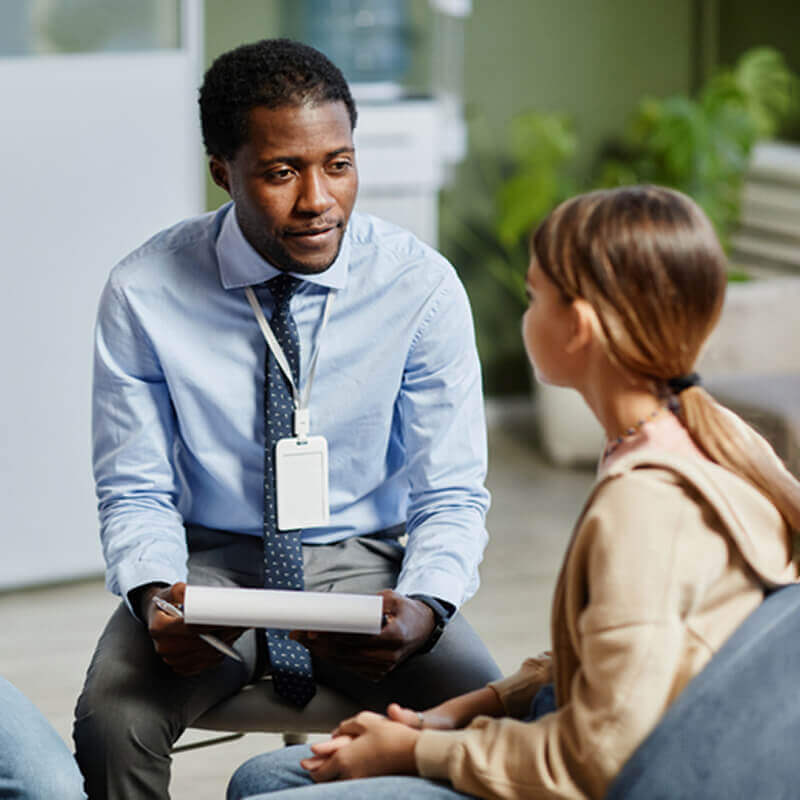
[263,273,316,707]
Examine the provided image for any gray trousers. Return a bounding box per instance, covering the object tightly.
[73,527,501,800]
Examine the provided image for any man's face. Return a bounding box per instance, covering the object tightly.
[210,101,358,274]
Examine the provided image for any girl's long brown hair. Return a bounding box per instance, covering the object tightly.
[531,185,800,532]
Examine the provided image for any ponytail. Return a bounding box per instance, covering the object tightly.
[533,185,800,537]
[676,386,800,534]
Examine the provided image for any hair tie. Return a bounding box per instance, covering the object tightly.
[667,373,702,394]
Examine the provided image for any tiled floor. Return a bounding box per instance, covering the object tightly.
[0,402,596,799]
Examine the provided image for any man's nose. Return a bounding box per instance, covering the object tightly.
[296,170,334,216]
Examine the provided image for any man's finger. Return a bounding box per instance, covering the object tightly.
[304,645,399,666]
[294,631,387,650]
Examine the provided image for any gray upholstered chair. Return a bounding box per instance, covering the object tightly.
[605,582,800,800]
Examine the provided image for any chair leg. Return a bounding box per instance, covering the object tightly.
[283,732,308,746]
[172,732,245,753]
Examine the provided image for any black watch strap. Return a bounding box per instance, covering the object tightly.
[409,594,455,654]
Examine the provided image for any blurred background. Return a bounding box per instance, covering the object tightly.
[2,0,798,590]
[1,2,798,797]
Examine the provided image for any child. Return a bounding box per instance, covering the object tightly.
[227,186,800,800]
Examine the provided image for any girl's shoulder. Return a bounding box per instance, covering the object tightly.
[596,449,773,519]
[586,449,794,587]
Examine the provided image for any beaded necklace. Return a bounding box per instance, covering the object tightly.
[602,405,667,462]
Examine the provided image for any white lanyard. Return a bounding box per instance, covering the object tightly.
[245,285,335,439]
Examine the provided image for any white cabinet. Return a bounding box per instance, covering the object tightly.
[354,97,463,247]
[0,1,205,589]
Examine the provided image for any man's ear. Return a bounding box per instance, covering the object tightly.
[564,299,598,355]
[209,156,231,194]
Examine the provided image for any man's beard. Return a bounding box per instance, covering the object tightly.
[256,226,345,275]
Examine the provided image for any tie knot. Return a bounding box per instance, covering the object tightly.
[268,274,302,310]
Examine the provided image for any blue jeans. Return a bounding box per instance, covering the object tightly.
[226,745,477,800]
[0,676,85,799]
[227,685,557,800]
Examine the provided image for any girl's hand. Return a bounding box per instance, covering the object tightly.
[386,686,506,731]
[300,711,420,782]
[298,735,353,772]
[386,702,457,730]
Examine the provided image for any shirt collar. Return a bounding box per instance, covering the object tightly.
[217,203,349,290]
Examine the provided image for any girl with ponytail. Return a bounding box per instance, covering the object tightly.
[228,186,800,800]
[529,184,800,533]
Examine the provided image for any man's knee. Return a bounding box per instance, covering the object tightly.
[74,687,174,765]
[227,745,313,800]
[74,603,183,759]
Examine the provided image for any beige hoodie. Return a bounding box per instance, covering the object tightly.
[416,451,798,799]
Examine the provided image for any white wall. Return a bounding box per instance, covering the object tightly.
[0,2,205,589]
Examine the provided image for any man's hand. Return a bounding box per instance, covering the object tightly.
[291,589,435,681]
[300,711,419,781]
[139,582,245,676]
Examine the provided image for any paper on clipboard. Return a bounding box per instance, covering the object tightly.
[183,585,383,634]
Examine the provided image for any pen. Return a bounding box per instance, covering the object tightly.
[153,596,244,663]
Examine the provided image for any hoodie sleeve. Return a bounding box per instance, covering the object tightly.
[415,473,700,800]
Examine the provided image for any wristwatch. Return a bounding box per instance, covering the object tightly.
[409,594,454,654]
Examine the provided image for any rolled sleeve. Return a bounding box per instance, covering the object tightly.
[394,271,490,608]
[414,479,695,799]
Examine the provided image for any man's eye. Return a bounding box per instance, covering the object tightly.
[267,169,292,181]
[329,160,352,173]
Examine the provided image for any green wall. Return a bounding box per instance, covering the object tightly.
[717,0,800,140]
[446,1,695,393]
[459,0,693,181]
[719,0,800,72]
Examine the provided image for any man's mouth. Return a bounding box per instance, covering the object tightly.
[284,222,341,239]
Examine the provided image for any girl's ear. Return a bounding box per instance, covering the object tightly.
[564,299,599,355]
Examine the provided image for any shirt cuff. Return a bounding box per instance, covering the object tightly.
[114,559,185,616]
[395,567,468,610]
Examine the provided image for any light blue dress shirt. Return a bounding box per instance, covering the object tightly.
[93,204,490,609]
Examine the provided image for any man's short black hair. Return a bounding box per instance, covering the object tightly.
[199,38,358,160]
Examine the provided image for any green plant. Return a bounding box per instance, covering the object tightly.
[596,47,800,250]
[442,47,799,395]
[440,111,577,393]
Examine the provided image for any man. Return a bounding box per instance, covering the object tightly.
[74,38,499,799]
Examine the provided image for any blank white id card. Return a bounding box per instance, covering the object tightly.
[275,435,330,530]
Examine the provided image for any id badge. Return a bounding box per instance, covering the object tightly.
[275,435,330,530]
